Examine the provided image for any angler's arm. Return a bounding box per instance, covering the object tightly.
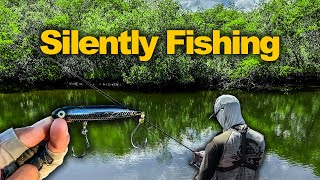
[196,140,223,180]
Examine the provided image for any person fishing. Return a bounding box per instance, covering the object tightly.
[195,94,265,180]
[0,117,69,180]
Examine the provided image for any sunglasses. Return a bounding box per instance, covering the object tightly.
[209,108,223,120]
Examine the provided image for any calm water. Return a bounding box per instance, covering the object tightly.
[0,89,319,180]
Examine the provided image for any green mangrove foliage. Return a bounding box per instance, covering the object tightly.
[0,0,319,89]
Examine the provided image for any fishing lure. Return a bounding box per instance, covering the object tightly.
[48,59,196,159]
[51,105,146,158]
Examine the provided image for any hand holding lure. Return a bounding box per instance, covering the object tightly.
[51,105,146,158]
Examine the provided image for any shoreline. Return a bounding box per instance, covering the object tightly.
[1,81,319,94]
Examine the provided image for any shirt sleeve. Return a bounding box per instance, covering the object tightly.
[0,128,28,168]
[196,139,223,180]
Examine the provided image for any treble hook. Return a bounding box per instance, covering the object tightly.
[131,113,147,149]
[72,121,91,158]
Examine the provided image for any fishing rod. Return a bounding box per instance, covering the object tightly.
[49,56,196,154]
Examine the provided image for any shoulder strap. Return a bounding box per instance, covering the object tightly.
[216,125,256,172]
[239,125,248,166]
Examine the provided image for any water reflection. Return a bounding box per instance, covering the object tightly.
[0,89,319,179]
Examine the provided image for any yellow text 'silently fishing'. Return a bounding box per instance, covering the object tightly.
[40,30,280,61]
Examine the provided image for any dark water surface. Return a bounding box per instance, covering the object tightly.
[0,89,319,180]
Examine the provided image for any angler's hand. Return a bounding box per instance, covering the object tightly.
[0,117,70,180]
[195,152,202,158]
[195,151,205,158]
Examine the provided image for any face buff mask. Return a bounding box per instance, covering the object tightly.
[213,95,246,131]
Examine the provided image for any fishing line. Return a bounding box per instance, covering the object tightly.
[51,57,123,106]
[144,120,195,153]
[48,55,196,154]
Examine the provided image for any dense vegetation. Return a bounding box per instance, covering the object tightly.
[0,0,319,90]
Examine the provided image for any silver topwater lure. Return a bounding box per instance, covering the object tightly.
[51,105,146,158]
[48,58,195,159]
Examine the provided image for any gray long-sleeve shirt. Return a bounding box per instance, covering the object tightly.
[196,126,265,180]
